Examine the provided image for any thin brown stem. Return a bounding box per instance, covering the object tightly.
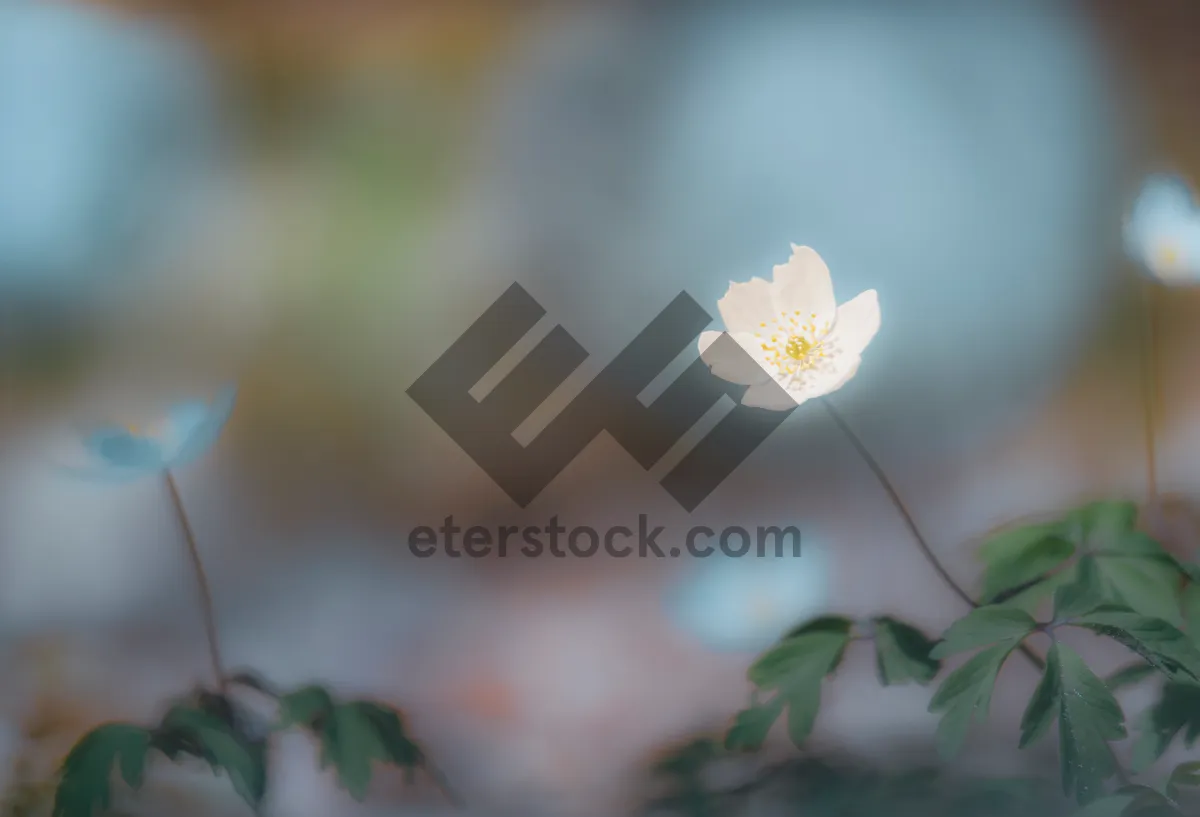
[1141,281,1161,504]
[164,471,226,693]
[819,397,1129,786]
[819,398,975,609]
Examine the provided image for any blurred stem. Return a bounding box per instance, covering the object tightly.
[819,398,975,608]
[164,471,227,693]
[425,758,466,809]
[820,396,1129,786]
[820,401,1049,672]
[1141,281,1161,504]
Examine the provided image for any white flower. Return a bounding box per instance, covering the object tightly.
[697,245,880,410]
[1125,173,1200,285]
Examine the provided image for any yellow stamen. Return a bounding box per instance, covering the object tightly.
[758,316,833,380]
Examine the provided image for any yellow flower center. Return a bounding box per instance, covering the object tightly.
[1157,243,1180,269]
[784,334,817,361]
[754,310,831,379]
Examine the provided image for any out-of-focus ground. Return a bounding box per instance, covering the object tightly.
[4,2,1200,816]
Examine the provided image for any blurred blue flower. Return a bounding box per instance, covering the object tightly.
[64,386,237,482]
[666,537,831,653]
[1125,173,1200,285]
[0,1,219,307]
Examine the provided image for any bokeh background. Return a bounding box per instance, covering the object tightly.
[3,0,1200,815]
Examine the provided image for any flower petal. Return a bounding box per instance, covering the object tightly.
[810,356,862,399]
[827,290,881,359]
[767,357,863,407]
[1126,174,1200,285]
[770,245,836,323]
[85,429,166,471]
[740,379,800,411]
[698,331,772,386]
[167,384,238,468]
[716,277,774,333]
[1129,174,1195,231]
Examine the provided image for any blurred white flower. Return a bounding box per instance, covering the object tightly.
[666,539,831,653]
[1125,173,1200,285]
[473,1,1128,457]
[698,246,880,411]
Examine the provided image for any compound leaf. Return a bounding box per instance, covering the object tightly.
[871,617,940,686]
[1131,682,1200,772]
[930,607,1037,659]
[979,522,1075,604]
[154,704,268,810]
[746,618,852,748]
[928,642,1017,759]
[724,698,784,753]
[1072,609,1200,684]
[52,723,151,817]
[1054,643,1127,804]
[1019,644,1062,749]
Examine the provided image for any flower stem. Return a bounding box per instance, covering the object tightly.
[424,758,466,809]
[164,471,227,693]
[819,398,975,609]
[1141,280,1160,504]
[819,397,1129,786]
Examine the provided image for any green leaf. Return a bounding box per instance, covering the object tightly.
[652,739,718,778]
[780,615,856,640]
[154,704,268,810]
[745,622,852,749]
[1105,662,1159,692]
[746,625,853,691]
[927,642,1018,759]
[346,701,423,768]
[999,564,1080,615]
[1181,582,1200,643]
[1054,642,1127,804]
[1054,556,1109,620]
[1019,644,1061,749]
[724,698,784,752]
[1177,561,1200,585]
[1166,760,1200,801]
[871,617,940,686]
[1131,682,1200,772]
[1072,608,1200,683]
[313,701,424,801]
[276,684,336,730]
[1068,501,1139,543]
[929,606,1037,659]
[978,522,1075,603]
[1095,553,1184,626]
[53,723,152,817]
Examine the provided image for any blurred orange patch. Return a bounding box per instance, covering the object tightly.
[452,676,520,723]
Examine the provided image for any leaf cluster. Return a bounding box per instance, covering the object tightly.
[50,678,431,817]
[719,501,1200,814]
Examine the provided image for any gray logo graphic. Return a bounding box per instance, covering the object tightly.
[407,284,794,511]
